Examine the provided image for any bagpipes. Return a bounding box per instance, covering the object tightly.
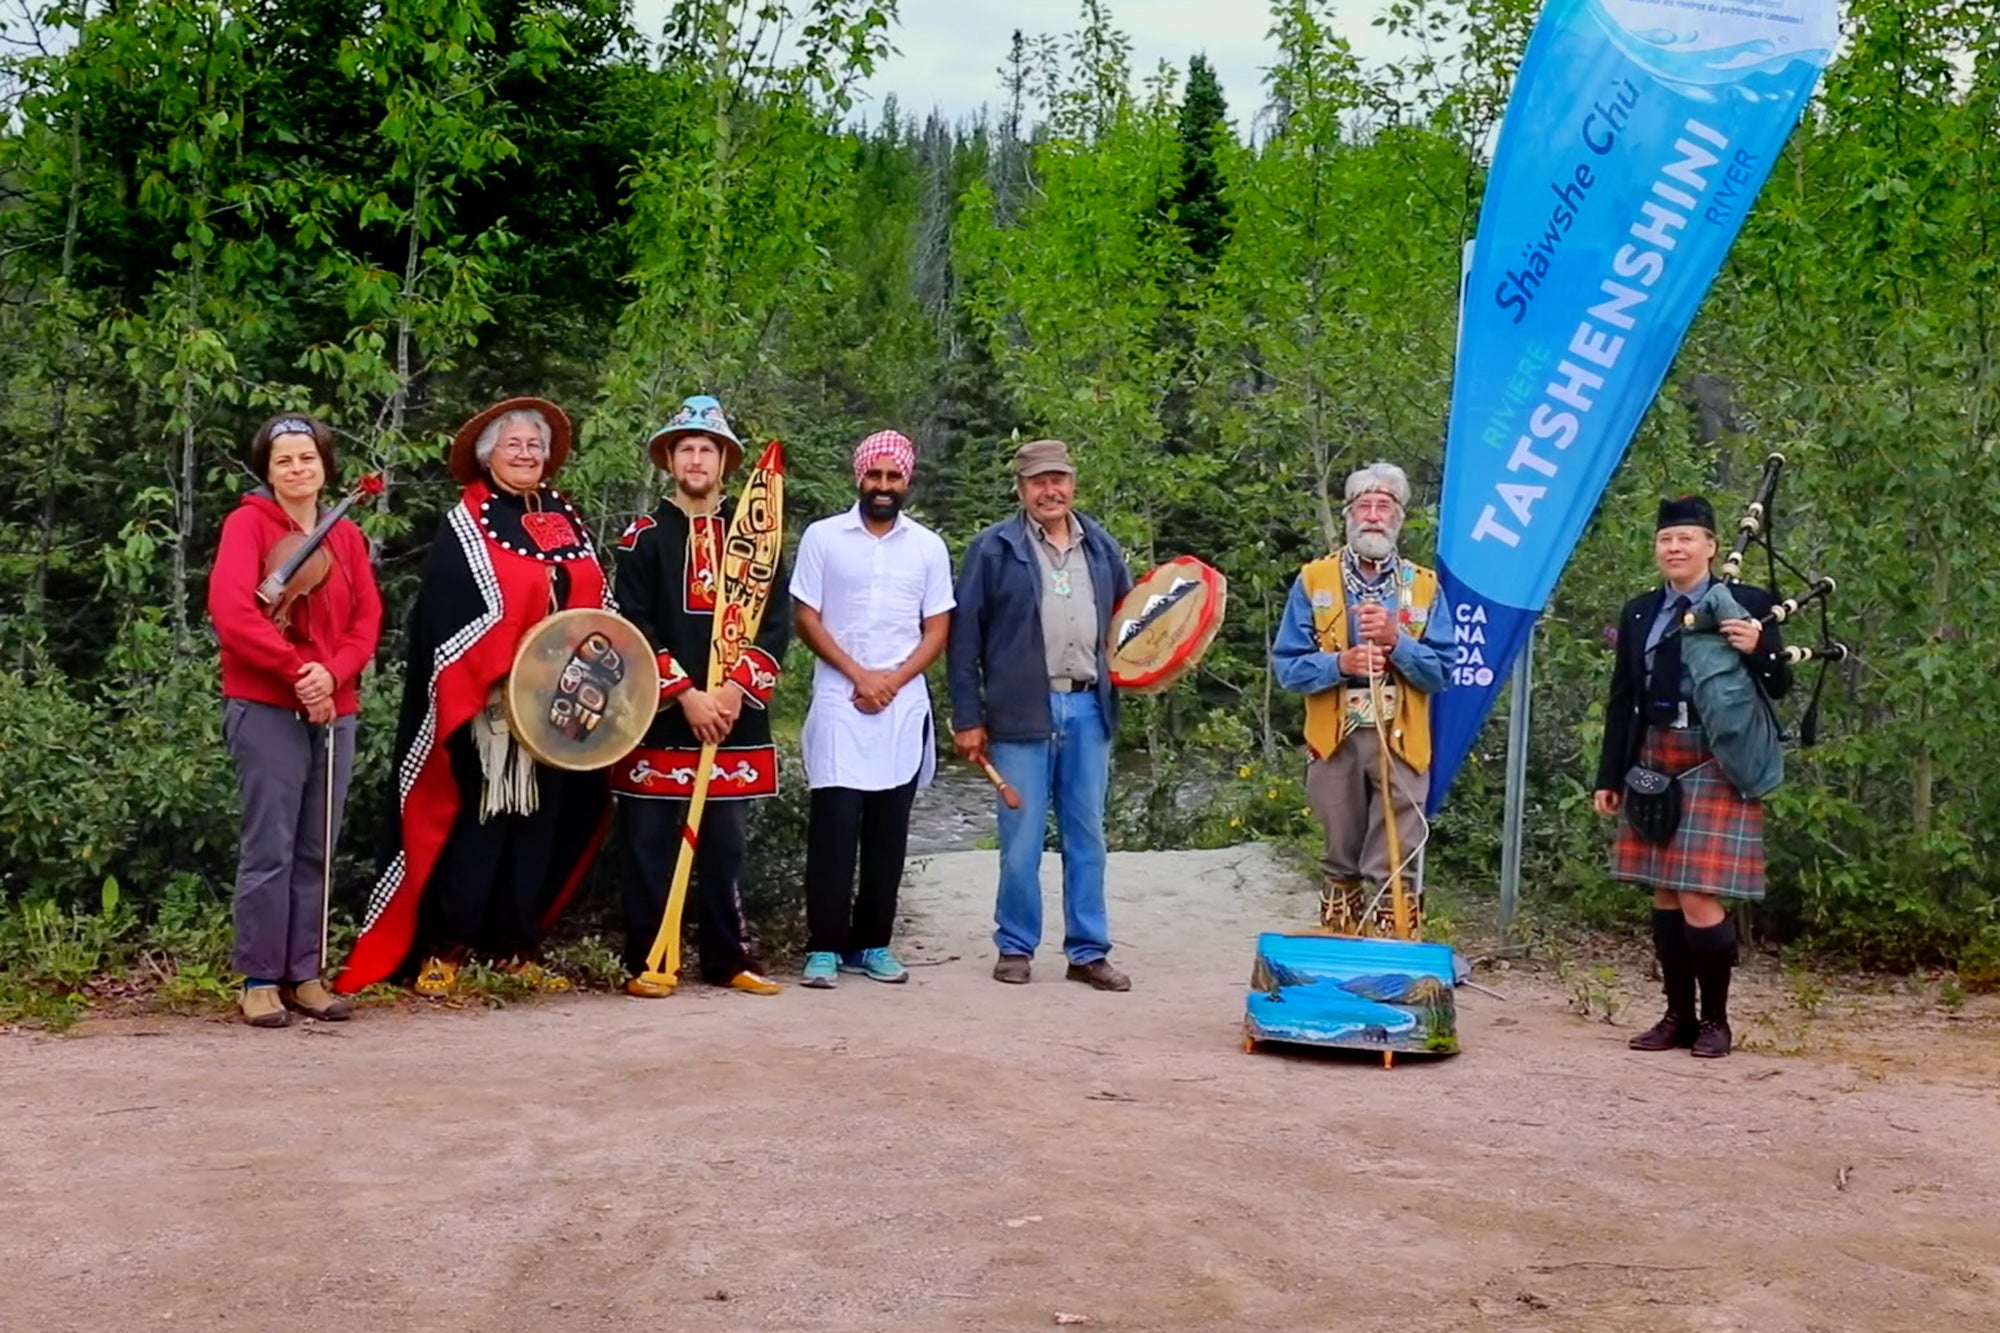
[1716,452,1851,743]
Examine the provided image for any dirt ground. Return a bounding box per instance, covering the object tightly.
[3,845,1998,1333]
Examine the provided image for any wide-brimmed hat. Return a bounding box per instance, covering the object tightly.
[648,394,744,474]
[449,397,572,485]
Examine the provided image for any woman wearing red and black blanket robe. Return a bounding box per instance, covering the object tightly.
[1593,495,1791,1059]
[335,398,611,998]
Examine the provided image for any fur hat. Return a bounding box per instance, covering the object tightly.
[1344,461,1411,510]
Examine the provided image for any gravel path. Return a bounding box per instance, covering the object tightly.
[3,845,1997,1331]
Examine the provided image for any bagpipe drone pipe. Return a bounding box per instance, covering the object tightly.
[1716,452,1853,746]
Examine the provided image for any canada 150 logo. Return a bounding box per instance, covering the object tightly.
[1450,602,1497,689]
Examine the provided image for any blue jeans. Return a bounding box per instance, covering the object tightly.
[990,691,1112,964]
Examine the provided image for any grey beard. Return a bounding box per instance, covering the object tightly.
[1348,525,1399,563]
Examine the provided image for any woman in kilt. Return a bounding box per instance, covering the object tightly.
[1593,495,1792,1058]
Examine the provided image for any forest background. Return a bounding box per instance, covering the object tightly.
[1,0,1996,1020]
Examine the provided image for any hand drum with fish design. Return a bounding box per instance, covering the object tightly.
[505,608,660,770]
[1108,556,1228,693]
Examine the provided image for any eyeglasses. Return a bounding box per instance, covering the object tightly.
[495,440,547,458]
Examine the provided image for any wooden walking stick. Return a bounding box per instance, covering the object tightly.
[638,442,787,989]
[1370,668,1416,941]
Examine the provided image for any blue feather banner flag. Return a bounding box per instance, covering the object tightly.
[1427,0,1840,811]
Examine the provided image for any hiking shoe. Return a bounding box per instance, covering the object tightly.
[502,960,572,993]
[993,953,1032,985]
[801,952,840,989]
[413,957,459,997]
[1066,959,1131,992]
[1690,1020,1733,1059]
[624,974,676,999]
[284,979,353,1021]
[727,970,783,996]
[1628,1011,1697,1051]
[845,948,908,984]
[240,984,291,1029]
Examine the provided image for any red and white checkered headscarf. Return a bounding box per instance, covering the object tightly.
[853,429,916,483]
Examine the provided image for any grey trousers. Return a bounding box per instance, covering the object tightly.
[223,699,357,982]
[1306,728,1430,885]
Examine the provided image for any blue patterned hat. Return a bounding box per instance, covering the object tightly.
[648,394,743,474]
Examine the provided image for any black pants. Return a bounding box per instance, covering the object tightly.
[422,730,569,961]
[619,797,751,984]
[805,780,918,956]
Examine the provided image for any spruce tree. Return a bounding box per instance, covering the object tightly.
[1168,54,1231,270]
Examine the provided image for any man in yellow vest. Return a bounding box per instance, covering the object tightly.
[1272,462,1455,934]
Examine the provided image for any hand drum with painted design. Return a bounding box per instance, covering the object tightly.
[1108,556,1228,693]
[506,608,659,770]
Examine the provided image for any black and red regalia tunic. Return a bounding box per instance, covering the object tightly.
[609,496,790,799]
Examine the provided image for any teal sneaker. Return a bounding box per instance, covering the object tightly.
[844,947,909,984]
[801,952,839,989]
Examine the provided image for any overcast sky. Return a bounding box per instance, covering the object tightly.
[629,0,1415,129]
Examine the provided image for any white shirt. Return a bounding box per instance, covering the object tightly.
[789,506,956,791]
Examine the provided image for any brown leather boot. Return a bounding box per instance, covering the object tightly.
[283,979,353,1021]
[1690,1019,1733,1058]
[992,953,1032,984]
[1065,959,1131,991]
[1628,1012,1698,1051]
[239,984,291,1029]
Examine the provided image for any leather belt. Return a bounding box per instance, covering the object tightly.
[1049,678,1095,693]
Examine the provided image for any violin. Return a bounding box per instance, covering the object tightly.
[256,473,385,632]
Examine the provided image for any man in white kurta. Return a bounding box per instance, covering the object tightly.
[790,430,955,988]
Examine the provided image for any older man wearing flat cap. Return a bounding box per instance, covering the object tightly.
[948,439,1135,991]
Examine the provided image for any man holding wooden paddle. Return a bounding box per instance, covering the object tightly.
[612,394,791,997]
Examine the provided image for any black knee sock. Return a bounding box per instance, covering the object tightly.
[1651,908,1695,1019]
[1686,917,1737,1026]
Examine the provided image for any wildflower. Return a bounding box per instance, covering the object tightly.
[1238,764,1253,779]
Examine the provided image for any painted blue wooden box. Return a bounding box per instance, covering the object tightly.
[1243,933,1460,1061]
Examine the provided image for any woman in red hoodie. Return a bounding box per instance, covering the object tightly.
[207,414,382,1028]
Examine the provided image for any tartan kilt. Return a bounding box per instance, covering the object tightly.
[1611,726,1766,901]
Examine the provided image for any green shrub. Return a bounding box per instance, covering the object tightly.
[0,877,135,990]
[0,666,131,904]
